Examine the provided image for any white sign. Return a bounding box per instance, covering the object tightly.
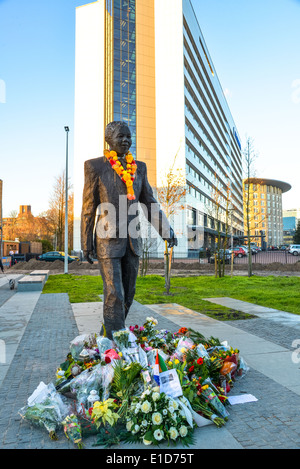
[159,369,182,398]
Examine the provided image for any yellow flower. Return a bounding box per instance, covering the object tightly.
[56,368,66,381]
[126,153,134,163]
[118,352,123,357]
[174,359,180,365]
[168,361,173,367]
[92,399,120,427]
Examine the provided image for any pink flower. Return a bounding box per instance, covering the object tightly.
[139,326,145,332]
[129,326,135,332]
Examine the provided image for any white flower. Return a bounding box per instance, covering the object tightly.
[141,400,152,413]
[126,421,133,431]
[179,425,188,437]
[169,427,179,440]
[145,389,150,395]
[154,429,164,441]
[132,424,140,434]
[152,392,160,402]
[152,386,160,393]
[142,437,152,446]
[142,420,148,427]
[171,399,178,410]
[163,409,168,415]
[168,406,175,414]
[152,412,163,425]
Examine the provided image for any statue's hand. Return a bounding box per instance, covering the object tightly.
[164,228,178,249]
[83,250,94,265]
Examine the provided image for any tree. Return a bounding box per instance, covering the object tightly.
[139,219,160,277]
[243,137,258,277]
[156,153,186,294]
[294,221,300,243]
[45,171,73,252]
[208,174,232,278]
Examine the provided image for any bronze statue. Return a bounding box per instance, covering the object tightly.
[81,121,177,339]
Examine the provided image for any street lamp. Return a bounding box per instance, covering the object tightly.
[64,126,69,274]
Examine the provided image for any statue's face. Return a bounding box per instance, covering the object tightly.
[110,124,132,157]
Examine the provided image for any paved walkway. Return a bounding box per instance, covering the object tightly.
[1,274,300,449]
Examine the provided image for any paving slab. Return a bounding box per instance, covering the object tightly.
[0,291,41,388]
[203,297,300,328]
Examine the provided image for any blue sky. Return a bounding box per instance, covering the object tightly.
[0,0,299,218]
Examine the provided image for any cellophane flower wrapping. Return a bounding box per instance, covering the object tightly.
[19,382,69,440]
[70,364,104,411]
[112,328,130,351]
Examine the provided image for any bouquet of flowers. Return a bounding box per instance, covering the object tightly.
[62,414,84,449]
[123,386,194,447]
[19,399,62,440]
[19,382,69,440]
[113,329,130,350]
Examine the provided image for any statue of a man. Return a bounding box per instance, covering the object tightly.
[81,121,177,339]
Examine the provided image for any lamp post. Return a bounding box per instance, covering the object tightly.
[64,126,69,274]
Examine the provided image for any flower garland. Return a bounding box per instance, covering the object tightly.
[104,149,137,200]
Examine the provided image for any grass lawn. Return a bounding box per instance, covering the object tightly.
[42,274,300,321]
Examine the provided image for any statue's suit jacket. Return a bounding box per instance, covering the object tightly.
[81,156,171,259]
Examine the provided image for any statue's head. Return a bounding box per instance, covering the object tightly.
[105,121,132,157]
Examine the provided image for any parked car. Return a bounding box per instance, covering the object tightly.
[58,251,80,261]
[249,243,260,254]
[37,251,77,263]
[233,247,247,258]
[209,249,233,264]
[288,245,300,256]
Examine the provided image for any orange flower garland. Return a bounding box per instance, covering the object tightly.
[104,149,137,200]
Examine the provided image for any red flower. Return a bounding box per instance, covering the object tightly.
[105,356,111,364]
[189,365,194,373]
[197,357,204,366]
[135,325,139,329]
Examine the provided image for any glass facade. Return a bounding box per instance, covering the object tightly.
[112,0,137,156]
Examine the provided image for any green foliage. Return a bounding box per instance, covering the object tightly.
[38,239,54,253]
